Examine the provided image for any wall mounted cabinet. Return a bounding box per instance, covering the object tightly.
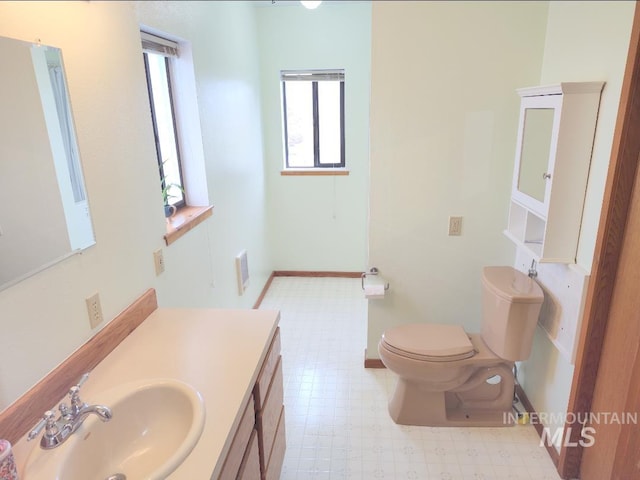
[504,82,604,263]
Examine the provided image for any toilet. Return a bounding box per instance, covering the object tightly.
[378,266,543,427]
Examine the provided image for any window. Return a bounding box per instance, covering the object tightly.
[142,32,185,207]
[281,70,345,170]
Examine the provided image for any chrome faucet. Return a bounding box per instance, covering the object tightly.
[27,373,112,449]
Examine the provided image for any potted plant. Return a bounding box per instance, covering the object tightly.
[160,158,184,218]
[161,179,185,218]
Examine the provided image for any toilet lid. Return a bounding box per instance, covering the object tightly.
[382,323,474,358]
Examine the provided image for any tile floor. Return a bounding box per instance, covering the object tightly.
[259,276,562,480]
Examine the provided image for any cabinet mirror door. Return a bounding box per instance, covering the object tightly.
[518,107,555,202]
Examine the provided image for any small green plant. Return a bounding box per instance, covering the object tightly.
[160,158,184,206]
[161,180,184,206]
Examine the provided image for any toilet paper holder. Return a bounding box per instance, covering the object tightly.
[361,267,390,291]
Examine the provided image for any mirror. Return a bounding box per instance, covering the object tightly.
[517,108,555,202]
[0,36,94,291]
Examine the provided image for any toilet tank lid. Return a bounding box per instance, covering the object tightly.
[382,324,474,357]
[482,266,543,304]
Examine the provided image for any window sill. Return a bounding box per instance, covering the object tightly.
[281,169,349,176]
[164,205,213,246]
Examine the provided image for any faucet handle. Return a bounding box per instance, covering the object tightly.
[27,410,57,441]
[69,376,89,414]
[43,410,59,437]
[76,372,90,388]
[69,386,85,415]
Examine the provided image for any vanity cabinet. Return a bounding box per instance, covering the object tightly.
[504,82,604,263]
[254,328,286,480]
[238,430,261,480]
[217,327,285,480]
[219,397,259,480]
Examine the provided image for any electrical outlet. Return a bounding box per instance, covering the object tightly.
[86,292,103,329]
[153,248,165,275]
[448,216,463,236]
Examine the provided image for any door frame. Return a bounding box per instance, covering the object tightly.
[558,2,640,478]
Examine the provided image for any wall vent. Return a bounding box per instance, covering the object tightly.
[235,250,249,295]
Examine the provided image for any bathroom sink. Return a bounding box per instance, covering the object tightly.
[24,378,206,480]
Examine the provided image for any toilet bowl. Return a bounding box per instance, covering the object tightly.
[378,266,543,427]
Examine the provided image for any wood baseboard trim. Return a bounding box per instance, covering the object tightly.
[273,270,362,278]
[516,384,560,468]
[364,349,386,368]
[253,271,276,309]
[254,271,363,308]
[0,288,158,445]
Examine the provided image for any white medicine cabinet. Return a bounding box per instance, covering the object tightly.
[504,82,604,263]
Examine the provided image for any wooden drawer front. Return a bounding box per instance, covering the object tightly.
[265,407,286,480]
[254,328,281,410]
[218,396,256,480]
[257,358,284,473]
[238,429,261,480]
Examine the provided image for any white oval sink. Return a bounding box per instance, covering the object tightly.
[24,378,205,480]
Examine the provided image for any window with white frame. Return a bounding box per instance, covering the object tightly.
[281,69,345,169]
[141,32,185,207]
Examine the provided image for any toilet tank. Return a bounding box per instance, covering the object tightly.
[481,266,543,362]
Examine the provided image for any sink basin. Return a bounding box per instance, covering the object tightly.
[24,378,205,480]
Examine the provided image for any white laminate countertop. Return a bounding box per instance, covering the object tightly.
[14,307,280,479]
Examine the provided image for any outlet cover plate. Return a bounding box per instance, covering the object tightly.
[86,292,103,329]
[449,216,463,236]
[153,248,165,275]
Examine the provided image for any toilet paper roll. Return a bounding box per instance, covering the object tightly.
[364,284,386,299]
[0,439,18,480]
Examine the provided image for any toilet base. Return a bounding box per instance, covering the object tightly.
[388,365,516,427]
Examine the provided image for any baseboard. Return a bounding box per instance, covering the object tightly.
[253,271,276,309]
[516,384,560,468]
[364,348,386,368]
[273,270,362,278]
[253,271,362,309]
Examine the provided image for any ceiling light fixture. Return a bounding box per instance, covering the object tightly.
[300,1,322,9]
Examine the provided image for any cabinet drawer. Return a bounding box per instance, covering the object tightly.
[265,407,286,480]
[238,429,261,480]
[254,328,281,410]
[218,396,256,480]
[256,358,284,473]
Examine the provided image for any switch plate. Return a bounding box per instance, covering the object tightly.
[86,292,103,329]
[449,216,463,236]
[153,248,165,275]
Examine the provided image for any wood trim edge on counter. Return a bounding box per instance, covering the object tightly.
[0,288,158,445]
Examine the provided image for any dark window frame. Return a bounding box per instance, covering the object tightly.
[282,71,345,169]
[142,39,186,208]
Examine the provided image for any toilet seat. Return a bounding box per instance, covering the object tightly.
[381,324,475,362]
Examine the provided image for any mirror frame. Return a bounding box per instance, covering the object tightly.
[511,92,562,218]
[0,36,95,292]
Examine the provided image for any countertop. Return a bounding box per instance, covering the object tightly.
[14,307,280,479]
